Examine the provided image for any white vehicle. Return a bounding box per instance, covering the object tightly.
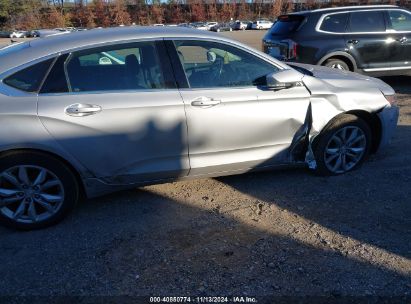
[10,31,28,38]
[252,20,273,30]
[206,22,218,30]
[153,24,165,27]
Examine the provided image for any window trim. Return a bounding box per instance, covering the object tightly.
[316,9,404,34]
[164,37,285,91]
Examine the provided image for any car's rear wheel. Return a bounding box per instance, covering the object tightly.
[0,151,79,230]
[324,58,349,71]
[313,114,371,176]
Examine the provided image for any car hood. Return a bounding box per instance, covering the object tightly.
[289,62,395,96]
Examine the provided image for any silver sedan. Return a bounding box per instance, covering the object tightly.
[0,27,399,229]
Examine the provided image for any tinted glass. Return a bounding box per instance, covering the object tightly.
[389,10,411,31]
[174,40,279,88]
[269,15,305,35]
[348,11,385,32]
[3,58,54,92]
[320,13,348,33]
[66,42,166,92]
[40,54,69,94]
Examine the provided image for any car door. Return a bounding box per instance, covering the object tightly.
[386,9,411,71]
[344,10,391,70]
[38,40,189,184]
[167,39,311,176]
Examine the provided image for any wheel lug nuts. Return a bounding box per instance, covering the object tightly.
[34,194,40,199]
[18,192,24,197]
[25,198,32,202]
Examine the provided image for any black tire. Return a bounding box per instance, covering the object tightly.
[0,151,79,230]
[313,114,371,176]
[324,58,350,71]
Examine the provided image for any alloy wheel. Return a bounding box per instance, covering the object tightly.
[0,165,65,224]
[324,126,367,174]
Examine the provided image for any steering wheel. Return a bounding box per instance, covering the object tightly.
[210,58,224,83]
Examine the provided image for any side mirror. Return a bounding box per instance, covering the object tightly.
[266,69,303,90]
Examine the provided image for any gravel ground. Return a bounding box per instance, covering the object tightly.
[0,31,410,300]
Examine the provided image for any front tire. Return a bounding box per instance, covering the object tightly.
[324,58,350,71]
[313,114,371,176]
[0,151,79,230]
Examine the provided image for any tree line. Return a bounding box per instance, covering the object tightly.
[0,0,408,30]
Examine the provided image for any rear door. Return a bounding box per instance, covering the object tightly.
[386,9,411,71]
[344,10,391,70]
[38,40,189,184]
[168,39,311,176]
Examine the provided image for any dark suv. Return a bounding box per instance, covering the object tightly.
[262,5,411,76]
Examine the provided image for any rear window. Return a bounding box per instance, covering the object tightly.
[269,15,305,35]
[3,58,54,92]
[320,13,349,33]
[348,11,386,32]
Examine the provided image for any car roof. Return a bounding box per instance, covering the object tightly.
[289,5,399,16]
[0,26,240,75]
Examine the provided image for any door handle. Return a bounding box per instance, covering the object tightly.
[396,37,408,44]
[347,39,359,45]
[65,103,102,117]
[191,97,221,107]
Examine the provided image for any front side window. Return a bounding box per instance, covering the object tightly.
[174,40,279,89]
[66,41,167,92]
[389,10,411,31]
[3,58,54,92]
[320,13,349,33]
[348,11,386,33]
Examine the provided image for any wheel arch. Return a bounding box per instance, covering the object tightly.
[0,148,87,197]
[344,110,382,154]
[312,110,382,154]
[317,52,358,72]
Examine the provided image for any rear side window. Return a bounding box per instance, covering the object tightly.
[348,11,386,32]
[3,58,54,92]
[320,13,348,33]
[66,41,168,92]
[269,15,305,35]
[388,10,411,31]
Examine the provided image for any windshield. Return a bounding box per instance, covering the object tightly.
[269,15,305,35]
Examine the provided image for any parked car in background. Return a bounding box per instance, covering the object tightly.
[252,20,273,30]
[10,30,29,38]
[153,24,165,26]
[33,29,70,38]
[0,30,11,38]
[206,22,218,30]
[178,23,194,28]
[0,26,398,229]
[262,5,411,76]
[191,22,208,30]
[210,22,233,32]
[234,20,249,30]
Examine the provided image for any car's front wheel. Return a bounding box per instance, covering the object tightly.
[0,151,79,230]
[313,114,371,175]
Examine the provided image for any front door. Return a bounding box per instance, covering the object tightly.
[38,41,189,183]
[170,39,311,176]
